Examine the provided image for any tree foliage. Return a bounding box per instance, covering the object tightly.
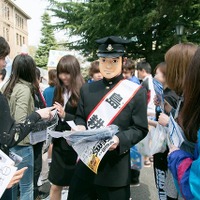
[35,12,58,69]
[48,0,200,68]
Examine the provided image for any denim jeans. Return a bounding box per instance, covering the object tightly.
[11,145,34,200]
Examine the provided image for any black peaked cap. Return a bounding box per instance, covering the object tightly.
[96,36,130,58]
[96,36,130,45]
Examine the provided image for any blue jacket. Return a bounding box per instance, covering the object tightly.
[43,86,55,107]
[168,129,200,200]
[129,76,140,85]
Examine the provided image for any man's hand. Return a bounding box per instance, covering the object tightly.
[109,135,119,151]
[7,167,28,189]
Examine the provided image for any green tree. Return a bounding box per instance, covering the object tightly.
[48,0,200,69]
[35,12,58,69]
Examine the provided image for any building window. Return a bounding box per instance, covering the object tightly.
[2,5,10,20]
[23,37,25,44]
[21,18,24,28]
[20,35,22,46]
[15,14,24,29]
[3,27,9,41]
[6,28,9,41]
[16,33,19,45]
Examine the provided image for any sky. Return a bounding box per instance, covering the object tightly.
[14,0,61,46]
[14,0,81,47]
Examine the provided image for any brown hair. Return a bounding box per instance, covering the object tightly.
[48,69,57,87]
[165,43,198,95]
[154,62,166,76]
[54,55,84,107]
[122,59,135,75]
[178,47,200,142]
[89,60,100,77]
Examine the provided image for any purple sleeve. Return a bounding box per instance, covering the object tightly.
[168,150,194,199]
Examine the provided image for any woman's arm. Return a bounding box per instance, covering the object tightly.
[0,92,53,150]
[168,149,194,200]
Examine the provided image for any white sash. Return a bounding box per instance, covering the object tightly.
[87,79,141,129]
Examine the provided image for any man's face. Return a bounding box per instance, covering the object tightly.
[123,69,132,79]
[92,72,103,81]
[137,69,145,80]
[0,57,6,70]
[99,57,122,79]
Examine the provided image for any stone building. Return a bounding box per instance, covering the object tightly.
[0,0,30,59]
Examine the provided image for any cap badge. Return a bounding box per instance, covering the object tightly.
[106,44,113,51]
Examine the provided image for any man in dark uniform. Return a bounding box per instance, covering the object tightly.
[67,36,148,200]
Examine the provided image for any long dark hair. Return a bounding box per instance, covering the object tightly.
[54,55,84,107]
[3,54,37,98]
[178,47,200,142]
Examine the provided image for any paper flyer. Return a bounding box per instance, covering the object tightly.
[153,78,164,111]
[168,114,184,147]
[30,109,58,145]
[48,124,118,173]
[0,150,17,198]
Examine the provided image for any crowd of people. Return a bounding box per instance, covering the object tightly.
[0,34,199,200]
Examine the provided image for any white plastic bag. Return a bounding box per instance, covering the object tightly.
[136,133,151,157]
[150,123,167,155]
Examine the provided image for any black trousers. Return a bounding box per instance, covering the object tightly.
[153,151,168,200]
[33,142,43,198]
[67,174,130,200]
[130,169,140,183]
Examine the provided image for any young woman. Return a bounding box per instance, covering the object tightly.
[0,36,52,200]
[168,47,200,200]
[3,54,39,200]
[152,62,178,199]
[48,55,84,200]
[158,43,198,200]
[33,68,47,199]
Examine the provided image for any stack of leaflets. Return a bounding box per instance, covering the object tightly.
[0,150,17,198]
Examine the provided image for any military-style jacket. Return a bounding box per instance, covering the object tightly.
[75,74,148,187]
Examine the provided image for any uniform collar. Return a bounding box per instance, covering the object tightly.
[103,74,124,86]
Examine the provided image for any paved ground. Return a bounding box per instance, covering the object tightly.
[130,165,157,200]
[45,164,158,200]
